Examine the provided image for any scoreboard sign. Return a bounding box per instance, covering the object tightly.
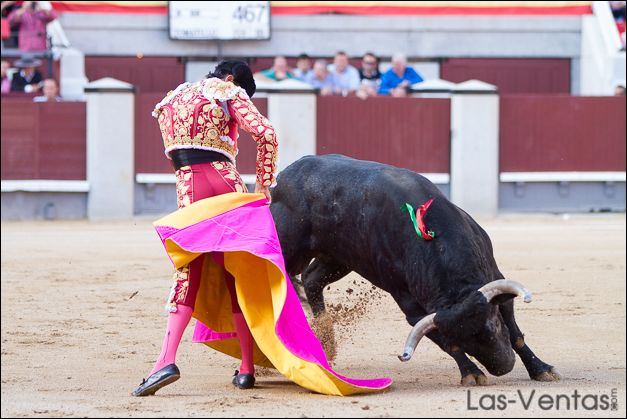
[169,1,271,40]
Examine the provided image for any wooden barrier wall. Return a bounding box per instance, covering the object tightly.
[316,96,451,173]
[500,95,626,172]
[1,99,86,180]
[3,95,625,182]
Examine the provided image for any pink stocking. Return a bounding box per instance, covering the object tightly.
[213,252,255,376]
[149,304,193,376]
[233,312,255,375]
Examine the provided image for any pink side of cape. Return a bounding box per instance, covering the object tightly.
[155,199,391,390]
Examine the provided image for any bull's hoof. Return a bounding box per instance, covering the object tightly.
[532,367,561,382]
[461,373,488,386]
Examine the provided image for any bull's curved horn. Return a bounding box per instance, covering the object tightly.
[478,279,532,304]
[398,313,437,362]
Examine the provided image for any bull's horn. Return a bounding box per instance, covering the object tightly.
[398,313,437,362]
[478,279,532,304]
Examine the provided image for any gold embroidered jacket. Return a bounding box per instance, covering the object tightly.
[153,78,278,186]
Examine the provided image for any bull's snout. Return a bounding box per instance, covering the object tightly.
[480,347,516,376]
[398,280,531,365]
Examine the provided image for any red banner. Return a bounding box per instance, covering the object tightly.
[49,1,592,16]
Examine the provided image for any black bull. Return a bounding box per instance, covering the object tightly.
[269,154,560,386]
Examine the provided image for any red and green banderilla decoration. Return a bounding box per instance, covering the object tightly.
[401,199,436,240]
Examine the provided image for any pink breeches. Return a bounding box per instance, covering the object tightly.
[164,161,248,313]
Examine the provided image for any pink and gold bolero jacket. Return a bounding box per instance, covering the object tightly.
[152,78,278,186]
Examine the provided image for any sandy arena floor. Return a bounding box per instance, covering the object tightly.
[1,214,625,417]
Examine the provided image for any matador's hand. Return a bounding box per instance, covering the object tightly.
[255,183,271,204]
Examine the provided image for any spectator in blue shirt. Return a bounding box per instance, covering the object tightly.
[304,59,336,95]
[379,53,423,97]
[292,53,313,81]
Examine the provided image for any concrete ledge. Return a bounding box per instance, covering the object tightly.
[255,79,315,95]
[136,173,449,185]
[136,173,257,185]
[421,173,450,184]
[1,180,89,193]
[84,77,135,93]
[500,172,626,183]
[135,173,176,184]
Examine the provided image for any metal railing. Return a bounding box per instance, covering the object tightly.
[1,31,55,78]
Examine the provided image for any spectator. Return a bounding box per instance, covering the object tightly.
[8,1,57,52]
[357,52,381,99]
[10,56,42,92]
[256,56,295,81]
[304,59,335,96]
[610,1,626,21]
[379,52,423,97]
[610,1,626,49]
[1,1,18,48]
[33,78,60,101]
[1,59,11,94]
[292,53,312,81]
[615,84,626,96]
[327,51,360,96]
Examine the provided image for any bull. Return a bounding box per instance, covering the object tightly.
[270,154,560,385]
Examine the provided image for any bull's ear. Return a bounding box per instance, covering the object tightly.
[489,293,517,305]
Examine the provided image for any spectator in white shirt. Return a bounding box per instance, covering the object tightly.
[327,51,360,96]
[33,78,61,102]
